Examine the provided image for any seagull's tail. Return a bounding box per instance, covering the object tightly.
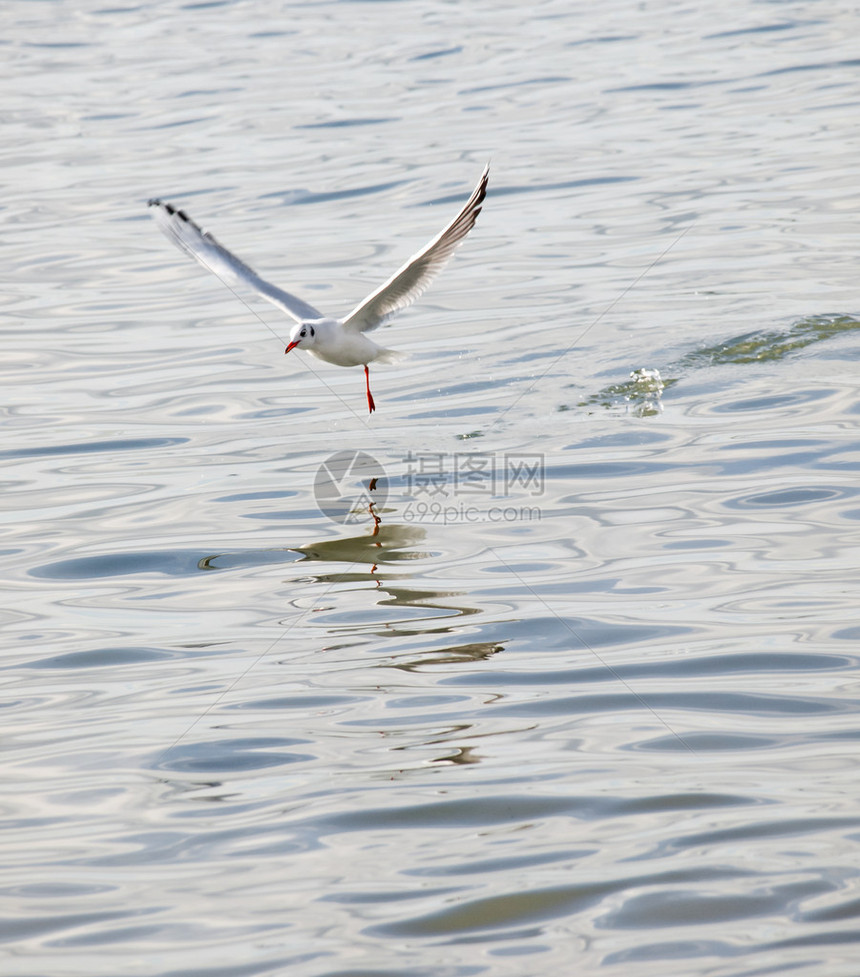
[374,347,405,365]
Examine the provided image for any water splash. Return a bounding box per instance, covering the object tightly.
[565,313,860,415]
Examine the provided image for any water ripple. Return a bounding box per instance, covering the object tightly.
[4,2,860,974]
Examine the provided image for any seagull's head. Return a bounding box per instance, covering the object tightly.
[285,322,317,354]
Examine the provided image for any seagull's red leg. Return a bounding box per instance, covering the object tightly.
[364,365,376,414]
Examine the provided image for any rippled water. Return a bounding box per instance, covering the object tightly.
[4,1,860,974]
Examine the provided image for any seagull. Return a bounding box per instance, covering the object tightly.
[148,164,489,414]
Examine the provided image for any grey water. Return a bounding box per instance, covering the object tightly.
[3,1,860,975]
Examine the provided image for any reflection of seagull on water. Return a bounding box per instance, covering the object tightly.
[149,164,489,414]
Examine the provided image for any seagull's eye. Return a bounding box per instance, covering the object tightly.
[300,329,306,338]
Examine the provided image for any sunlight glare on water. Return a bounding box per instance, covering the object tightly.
[2,1,860,975]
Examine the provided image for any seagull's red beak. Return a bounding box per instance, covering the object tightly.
[285,340,299,354]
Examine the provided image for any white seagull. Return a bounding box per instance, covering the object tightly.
[148,164,489,413]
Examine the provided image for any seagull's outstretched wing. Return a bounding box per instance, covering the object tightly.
[342,164,489,334]
[148,199,324,323]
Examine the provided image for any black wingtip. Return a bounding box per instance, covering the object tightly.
[148,199,190,221]
[469,164,489,214]
[147,198,180,218]
[478,166,489,203]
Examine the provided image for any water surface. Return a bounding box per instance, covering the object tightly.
[3,1,860,975]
